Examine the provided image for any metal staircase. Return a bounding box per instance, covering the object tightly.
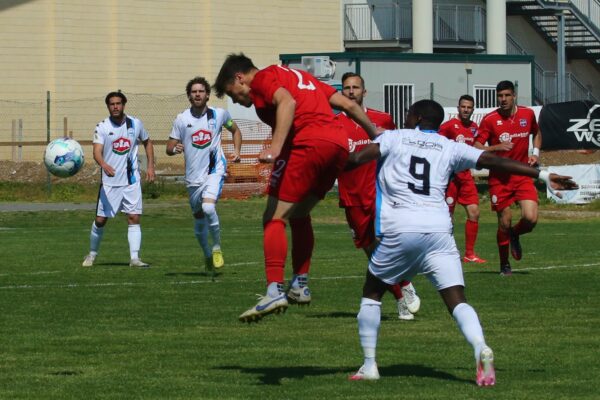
[507,0,600,68]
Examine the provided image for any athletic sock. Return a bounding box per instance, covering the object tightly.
[194,217,211,258]
[290,216,313,276]
[497,228,510,265]
[264,219,287,285]
[452,302,486,361]
[267,282,284,298]
[89,221,104,254]
[465,219,479,256]
[202,202,221,247]
[128,224,142,260]
[512,218,534,236]
[387,283,403,300]
[291,274,308,289]
[357,297,382,366]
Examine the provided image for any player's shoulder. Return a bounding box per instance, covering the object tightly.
[516,105,535,117]
[480,109,500,124]
[366,108,392,118]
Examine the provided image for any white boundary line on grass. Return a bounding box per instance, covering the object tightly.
[0,262,598,290]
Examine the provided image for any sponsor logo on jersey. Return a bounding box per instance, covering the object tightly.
[499,131,529,142]
[112,137,131,155]
[403,137,443,151]
[470,127,477,135]
[348,138,371,152]
[192,129,212,149]
[455,134,466,143]
[496,120,503,126]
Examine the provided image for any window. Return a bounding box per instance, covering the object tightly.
[474,85,496,108]
[384,83,414,128]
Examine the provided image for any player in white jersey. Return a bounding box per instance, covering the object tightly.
[82,91,156,268]
[167,76,242,271]
[346,100,577,386]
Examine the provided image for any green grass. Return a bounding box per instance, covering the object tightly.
[0,196,599,399]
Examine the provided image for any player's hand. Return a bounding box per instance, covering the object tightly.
[528,155,539,167]
[549,173,578,191]
[146,166,155,183]
[103,164,116,177]
[172,143,184,155]
[229,152,241,163]
[496,142,514,151]
[258,148,279,163]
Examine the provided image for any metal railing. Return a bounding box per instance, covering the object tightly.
[344,2,485,44]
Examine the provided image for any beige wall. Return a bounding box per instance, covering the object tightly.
[0,0,342,160]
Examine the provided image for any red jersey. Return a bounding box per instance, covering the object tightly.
[337,108,396,207]
[250,65,346,148]
[475,106,538,184]
[438,117,478,181]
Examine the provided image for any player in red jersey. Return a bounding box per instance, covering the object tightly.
[439,95,487,264]
[474,81,542,276]
[336,72,421,320]
[214,53,379,322]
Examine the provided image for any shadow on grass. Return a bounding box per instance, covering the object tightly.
[217,363,471,385]
[164,271,223,278]
[304,311,392,321]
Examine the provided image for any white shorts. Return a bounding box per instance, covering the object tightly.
[187,174,224,214]
[369,232,464,291]
[97,181,143,218]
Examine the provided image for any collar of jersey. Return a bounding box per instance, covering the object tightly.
[416,126,438,134]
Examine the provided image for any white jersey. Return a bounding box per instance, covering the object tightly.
[93,115,149,187]
[169,107,230,187]
[374,128,484,235]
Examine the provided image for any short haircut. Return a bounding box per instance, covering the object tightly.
[105,91,127,106]
[186,76,211,96]
[458,94,474,105]
[409,99,445,129]
[341,72,365,88]
[496,80,515,93]
[213,53,258,98]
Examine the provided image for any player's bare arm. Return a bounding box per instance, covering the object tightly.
[529,128,542,166]
[226,120,243,162]
[476,151,577,190]
[345,143,381,170]
[329,92,379,139]
[142,138,155,183]
[474,141,514,152]
[92,143,115,177]
[258,87,295,163]
[166,138,183,155]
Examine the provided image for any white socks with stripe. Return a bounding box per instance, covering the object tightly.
[357,297,382,369]
[89,221,104,255]
[452,302,486,361]
[128,224,142,260]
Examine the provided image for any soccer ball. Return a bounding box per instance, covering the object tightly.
[43,137,85,178]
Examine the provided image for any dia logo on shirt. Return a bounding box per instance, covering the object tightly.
[112,138,131,155]
[192,129,212,149]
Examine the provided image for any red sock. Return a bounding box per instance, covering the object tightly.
[465,219,479,256]
[263,219,287,284]
[400,280,411,287]
[388,284,403,300]
[290,216,313,276]
[497,228,510,265]
[512,219,534,236]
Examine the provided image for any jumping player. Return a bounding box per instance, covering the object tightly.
[346,99,576,386]
[82,91,155,268]
[213,53,378,322]
[337,72,420,320]
[474,81,542,275]
[167,76,242,271]
[439,94,486,264]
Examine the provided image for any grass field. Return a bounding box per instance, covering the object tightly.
[1,195,599,399]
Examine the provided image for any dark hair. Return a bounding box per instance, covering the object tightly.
[409,99,445,130]
[186,76,211,97]
[105,91,127,106]
[496,80,515,93]
[341,72,365,88]
[458,94,474,105]
[213,53,258,98]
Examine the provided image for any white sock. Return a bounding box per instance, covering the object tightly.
[194,217,211,257]
[128,224,141,260]
[291,274,308,289]
[202,202,221,247]
[267,282,283,297]
[452,302,486,361]
[90,222,104,255]
[357,297,382,367]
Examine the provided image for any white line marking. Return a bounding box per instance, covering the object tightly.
[0,263,597,290]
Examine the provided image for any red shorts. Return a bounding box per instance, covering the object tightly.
[489,175,538,211]
[344,205,375,249]
[268,140,348,203]
[445,176,479,213]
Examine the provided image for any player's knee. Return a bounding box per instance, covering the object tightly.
[201,202,217,217]
[94,217,107,228]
